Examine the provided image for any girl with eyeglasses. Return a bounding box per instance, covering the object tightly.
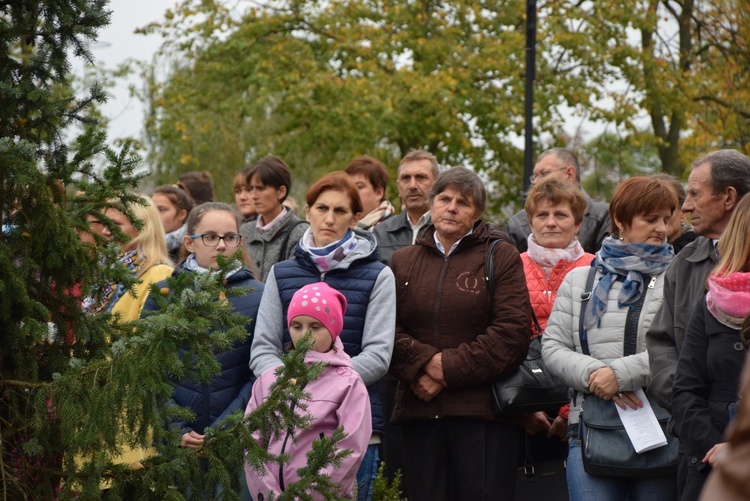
[142,202,264,494]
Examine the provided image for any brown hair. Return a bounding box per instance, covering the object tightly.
[345,156,389,202]
[233,166,252,192]
[652,173,687,207]
[609,177,678,237]
[177,171,214,205]
[181,202,252,268]
[153,185,193,220]
[244,155,292,203]
[524,177,588,225]
[429,166,486,218]
[305,171,363,215]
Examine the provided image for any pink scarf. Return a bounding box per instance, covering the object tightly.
[706,272,750,329]
[526,234,584,280]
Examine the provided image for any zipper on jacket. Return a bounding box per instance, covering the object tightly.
[636,276,658,340]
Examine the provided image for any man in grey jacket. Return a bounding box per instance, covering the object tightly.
[647,149,750,413]
[504,148,610,254]
[373,149,438,266]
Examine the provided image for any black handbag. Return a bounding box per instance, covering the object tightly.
[486,239,571,417]
[577,266,679,478]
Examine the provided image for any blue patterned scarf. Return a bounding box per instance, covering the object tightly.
[584,236,674,330]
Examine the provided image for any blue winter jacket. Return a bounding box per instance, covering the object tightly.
[142,265,264,434]
[273,242,387,435]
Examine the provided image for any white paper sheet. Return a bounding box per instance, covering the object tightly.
[615,388,668,454]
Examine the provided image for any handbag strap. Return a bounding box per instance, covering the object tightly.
[578,263,597,356]
[530,308,543,337]
[578,264,652,358]
[486,239,541,336]
[485,239,501,296]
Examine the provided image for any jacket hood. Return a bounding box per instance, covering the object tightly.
[303,337,353,367]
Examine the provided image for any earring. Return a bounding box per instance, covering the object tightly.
[618,236,624,241]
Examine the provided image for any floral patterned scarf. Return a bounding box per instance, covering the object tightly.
[301,229,358,273]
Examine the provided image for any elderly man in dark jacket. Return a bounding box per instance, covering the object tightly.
[504,148,610,254]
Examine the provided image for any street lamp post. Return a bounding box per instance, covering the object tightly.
[523,0,537,193]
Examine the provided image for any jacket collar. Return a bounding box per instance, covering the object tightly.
[687,236,719,264]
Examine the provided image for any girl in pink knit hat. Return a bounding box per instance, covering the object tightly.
[245,282,372,499]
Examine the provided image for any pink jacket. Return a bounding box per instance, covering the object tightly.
[244,337,372,499]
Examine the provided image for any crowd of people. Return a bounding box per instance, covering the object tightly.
[82,146,750,500]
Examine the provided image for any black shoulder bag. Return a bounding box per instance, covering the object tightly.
[489,240,572,417]
[578,266,679,477]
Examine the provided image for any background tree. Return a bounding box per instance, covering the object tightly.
[581,129,661,200]
[137,0,606,215]
[134,0,750,218]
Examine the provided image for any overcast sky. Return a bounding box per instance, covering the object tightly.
[85,0,168,142]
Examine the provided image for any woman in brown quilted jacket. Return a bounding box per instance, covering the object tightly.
[389,166,532,501]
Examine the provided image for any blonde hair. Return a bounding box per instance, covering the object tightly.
[713,194,750,277]
[123,194,173,274]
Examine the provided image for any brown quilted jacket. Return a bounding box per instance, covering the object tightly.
[389,221,531,424]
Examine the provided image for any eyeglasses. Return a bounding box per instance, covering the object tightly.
[188,233,242,247]
[530,166,568,184]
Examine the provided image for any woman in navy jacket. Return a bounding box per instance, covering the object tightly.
[142,202,263,449]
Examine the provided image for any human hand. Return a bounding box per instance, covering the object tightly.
[410,374,444,402]
[523,411,551,435]
[181,430,205,449]
[424,353,445,386]
[703,442,729,466]
[611,390,643,410]
[588,367,619,399]
[547,414,568,440]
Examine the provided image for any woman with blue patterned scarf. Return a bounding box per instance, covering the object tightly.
[542,177,679,501]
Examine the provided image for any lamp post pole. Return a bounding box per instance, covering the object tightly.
[523,0,537,193]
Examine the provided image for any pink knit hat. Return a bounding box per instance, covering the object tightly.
[287,282,347,339]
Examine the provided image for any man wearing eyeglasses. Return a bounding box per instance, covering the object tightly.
[503,147,610,254]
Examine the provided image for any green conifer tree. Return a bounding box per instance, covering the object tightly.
[1,2,353,499]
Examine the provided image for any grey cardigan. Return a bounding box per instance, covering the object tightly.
[239,209,308,282]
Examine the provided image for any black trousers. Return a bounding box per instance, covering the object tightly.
[400,417,521,501]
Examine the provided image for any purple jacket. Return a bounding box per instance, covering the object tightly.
[245,337,372,499]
